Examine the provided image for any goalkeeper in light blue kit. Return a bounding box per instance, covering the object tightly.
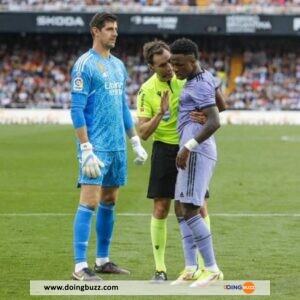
[70,12,148,281]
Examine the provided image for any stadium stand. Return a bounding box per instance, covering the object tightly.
[0,34,299,110]
[0,0,300,14]
[0,34,230,109]
[227,50,300,110]
[0,34,151,109]
[0,0,299,110]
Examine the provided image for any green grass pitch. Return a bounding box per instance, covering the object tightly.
[0,125,299,300]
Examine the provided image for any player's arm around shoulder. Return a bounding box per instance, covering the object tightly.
[190,87,226,123]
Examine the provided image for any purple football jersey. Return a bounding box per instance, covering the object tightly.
[177,70,217,160]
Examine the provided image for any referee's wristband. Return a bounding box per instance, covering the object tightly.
[184,138,199,151]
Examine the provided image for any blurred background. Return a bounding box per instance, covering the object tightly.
[0,3,299,299]
[0,0,299,113]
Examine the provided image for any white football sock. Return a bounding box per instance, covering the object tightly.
[206,264,220,273]
[96,257,109,266]
[75,262,88,273]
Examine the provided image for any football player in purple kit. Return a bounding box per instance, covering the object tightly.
[170,38,223,287]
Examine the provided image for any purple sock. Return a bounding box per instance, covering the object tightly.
[186,215,216,268]
[177,217,197,267]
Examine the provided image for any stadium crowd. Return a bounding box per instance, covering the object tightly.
[0,35,149,109]
[0,34,299,110]
[1,0,300,6]
[227,50,300,110]
[1,0,300,14]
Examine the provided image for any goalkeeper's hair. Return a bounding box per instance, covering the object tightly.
[143,40,170,65]
[89,12,118,37]
[170,38,199,59]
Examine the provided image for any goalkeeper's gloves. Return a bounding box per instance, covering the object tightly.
[80,142,105,178]
[130,136,148,165]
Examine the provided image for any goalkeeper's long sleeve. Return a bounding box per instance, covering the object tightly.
[122,95,134,130]
[71,93,87,129]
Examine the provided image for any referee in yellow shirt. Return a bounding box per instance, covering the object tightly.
[137,40,225,282]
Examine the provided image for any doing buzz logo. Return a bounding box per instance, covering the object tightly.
[224,281,256,294]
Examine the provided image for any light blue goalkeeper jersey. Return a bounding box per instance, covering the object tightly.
[71,49,128,152]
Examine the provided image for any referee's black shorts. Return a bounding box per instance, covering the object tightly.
[147,141,179,199]
[147,141,210,200]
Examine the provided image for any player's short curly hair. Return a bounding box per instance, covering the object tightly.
[170,38,199,59]
[89,12,117,36]
[143,40,170,65]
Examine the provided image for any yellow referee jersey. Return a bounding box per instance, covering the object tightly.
[137,74,185,145]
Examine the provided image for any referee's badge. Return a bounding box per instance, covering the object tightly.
[140,93,145,112]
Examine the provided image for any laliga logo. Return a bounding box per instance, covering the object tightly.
[224,281,255,294]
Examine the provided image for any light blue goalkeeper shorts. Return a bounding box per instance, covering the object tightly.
[77,150,127,187]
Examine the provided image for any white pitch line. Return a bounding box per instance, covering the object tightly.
[0,213,73,217]
[210,213,300,217]
[118,212,300,217]
[0,213,299,217]
[281,135,300,142]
